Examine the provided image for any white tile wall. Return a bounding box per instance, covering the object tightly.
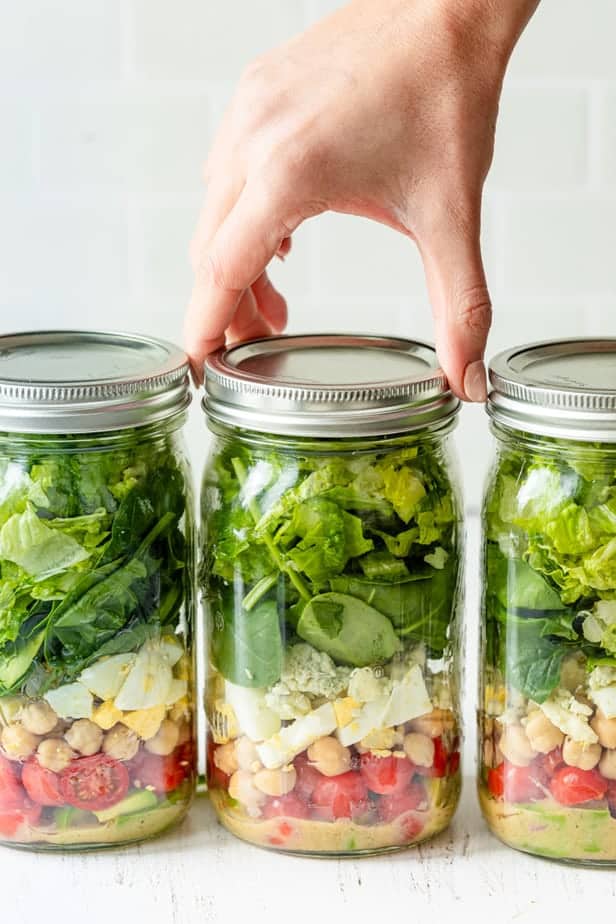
[1,0,616,510]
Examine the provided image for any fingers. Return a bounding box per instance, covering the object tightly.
[185,181,295,376]
[252,271,288,333]
[226,288,274,345]
[419,210,492,402]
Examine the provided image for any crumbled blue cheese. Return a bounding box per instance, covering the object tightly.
[539,688,598,744]
[588,665,616,719]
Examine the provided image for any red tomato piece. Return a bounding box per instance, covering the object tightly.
[550,767,608,806]
[377,781,428,823]
[22,759,65,807]
[487,761,546,803]
[263,794,310,820]
[312,771,369,820]
[0,755,25,811]
[414,737,452,779]
[132,749,189,794]
[294,754,322,803]
[400,813,425,841]
[59,755,129,811]
[448,750,461,775]
[359,753,414,795]
[0,802,41,838]
[503,763,546,803]
[487,764,505,798]
[539,746,564,776]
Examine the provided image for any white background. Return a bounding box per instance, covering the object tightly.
[2,0,616,509]
[2,1,616,918]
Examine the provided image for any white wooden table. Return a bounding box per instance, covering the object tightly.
[4,519,613,922]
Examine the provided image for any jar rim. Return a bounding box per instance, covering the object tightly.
[488,338,616,442]
[203,333,459,437]
[0,330,191,434]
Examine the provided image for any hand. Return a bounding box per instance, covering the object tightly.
[185,0,538,399]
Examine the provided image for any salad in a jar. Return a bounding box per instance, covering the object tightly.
[204,433,462,854]
[0,435,195,847]
[480,436,616,861]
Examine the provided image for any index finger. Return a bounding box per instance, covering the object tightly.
[184,181,297,376]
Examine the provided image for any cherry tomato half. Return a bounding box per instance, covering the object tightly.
[312,771,369,820]
[0,801,41,837]
[131,748,189,794]
[263,794,310,820]
[488,761,545,803]
[0,755,25,811]
[59,755,129,811]
[22,759,65,807]
[539,746,564,776]
[377,781,428,822]
[359,753,414,796]
[293,754,322,803]
[549,767,608,806]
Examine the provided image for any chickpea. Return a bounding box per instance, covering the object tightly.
[562,737,602,770]
[524,710,564,754]
[410,708,455,739]
[213,741,239,776]
[253,766,297,797]
[590,709,616,749]
[37,738,75,772]
[228,770,266,817]
[307,736,351,777]
[403,732,435,768]
[20,701,58,736]
[1,723,39,761]
[235,736,262,772]
[599,749,616,781]
[498,724,536,767]
[64,719,103,756]
[103,724,139,761]
[144,719,179,756]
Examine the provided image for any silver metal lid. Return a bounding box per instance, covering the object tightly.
[488,338,616,441]
[0,330,191,434]
[203,334,459,437]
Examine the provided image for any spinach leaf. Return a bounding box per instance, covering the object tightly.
[210,595,282,688]
[0,435,188,693]
[297,591,400,667]
[330,562,455,656]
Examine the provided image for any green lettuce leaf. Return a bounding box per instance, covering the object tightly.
[0,505,90,578]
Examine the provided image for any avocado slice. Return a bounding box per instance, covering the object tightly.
[94,789,158,823]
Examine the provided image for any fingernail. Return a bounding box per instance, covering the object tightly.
[463,360,487,403]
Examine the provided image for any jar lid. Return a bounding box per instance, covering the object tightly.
[488,338,616,441]
[203,334,459,437]
[0,330,191,434]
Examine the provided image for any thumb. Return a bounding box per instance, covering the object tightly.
[419,213,492,402]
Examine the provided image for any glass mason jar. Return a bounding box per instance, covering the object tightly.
[479,338,616,864]
[201,334,464,856]
[0,331,196,850]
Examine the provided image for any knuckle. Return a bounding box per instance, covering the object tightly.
[193,251,236,292]
[454,283,492,334]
